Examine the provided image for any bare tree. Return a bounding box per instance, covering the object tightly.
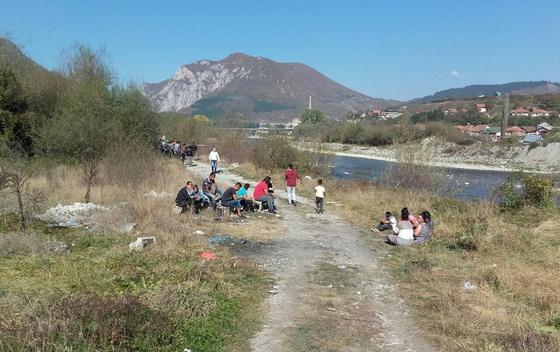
[0,167,46,230]
[82,159,100,204]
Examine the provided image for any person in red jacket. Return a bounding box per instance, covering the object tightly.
[284,164,300,206]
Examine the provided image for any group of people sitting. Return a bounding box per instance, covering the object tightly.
[174,172,279,216]
[371,207,433,246]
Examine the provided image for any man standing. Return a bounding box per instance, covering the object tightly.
[209,147,220,173]
[284,164,300,206]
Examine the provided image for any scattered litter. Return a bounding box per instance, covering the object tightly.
[129,236,156,250]
[144,190,172,198]
[38,203,108,228]
[193,230,205,235]
[122,223,136,233]
[356,291,362,295]
[327,307,336,312]
[267,290,280,294]
[463,281,477,291]
[327,284,333,288]
[174,206,183,214]
[338,265,347,270]
[183,349,192,352]
[48,240,69,253]
[208,235,248,246]
[343,171,350,175]
[199,251,217,260]
[304,175,312,180]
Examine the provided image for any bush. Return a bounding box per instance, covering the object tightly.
[498,172,556,210]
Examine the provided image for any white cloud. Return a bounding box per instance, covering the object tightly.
[450,70,462,78]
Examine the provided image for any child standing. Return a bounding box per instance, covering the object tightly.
[315,179,325,214]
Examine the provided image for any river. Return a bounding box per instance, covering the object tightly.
[333,154,552,202]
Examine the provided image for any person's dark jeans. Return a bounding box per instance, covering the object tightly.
[377,222,391,231]
[211,160,218,173]
[241,199,254,212]
[226,199,242,210]
[315,197,324,213]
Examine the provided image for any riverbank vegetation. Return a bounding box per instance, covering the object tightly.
[231,147,560,352]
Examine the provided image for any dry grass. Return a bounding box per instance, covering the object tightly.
[235,161,560,352]
[0,154,275,351]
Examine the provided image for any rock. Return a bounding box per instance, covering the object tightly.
[122,223,136,233]
[38,203,108,228]
[144,190,172,198]
[129,236,156,250]
[463,281,477,291]
[48,240,69,253]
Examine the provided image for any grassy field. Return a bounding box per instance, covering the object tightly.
[0,158,272,352]
[234,161,560,352]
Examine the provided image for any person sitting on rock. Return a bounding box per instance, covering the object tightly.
[253,176,277,214]
[175,181,194,213]
[371,211,397,233]
[221,182,243,216]
[236,183,254,212]
[202,172,222,210]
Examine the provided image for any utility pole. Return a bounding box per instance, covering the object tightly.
[308,96,312,110]
[501,93,510,138]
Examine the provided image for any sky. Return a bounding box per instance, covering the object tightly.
[1,0,559,100]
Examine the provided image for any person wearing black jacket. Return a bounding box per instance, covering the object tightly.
[175,182,193,213]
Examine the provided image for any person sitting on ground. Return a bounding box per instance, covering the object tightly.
[253,176,277,214]
[386,208,414,246]
[236,183,254,212]
[371,211,397,233]
[221,182,243,216]
[414,211,433,244]
[202,172,222,210]
[191,184,210,209]
[186,183,208,213]
[315,179,325,214]
[175,181,193,213]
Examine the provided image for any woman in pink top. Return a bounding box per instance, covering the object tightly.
[253,176,277,214]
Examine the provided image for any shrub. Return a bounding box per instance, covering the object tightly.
[498,172,556,210]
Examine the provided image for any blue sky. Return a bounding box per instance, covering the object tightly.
[1,0,559,100]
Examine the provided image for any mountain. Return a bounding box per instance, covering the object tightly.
[142,53,398,121]
[415,81,560,103]
[0,37,47,76]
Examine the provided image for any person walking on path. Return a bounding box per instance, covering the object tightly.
[209,148,220,173]
[315,179,325,213]
[284,164,300,206]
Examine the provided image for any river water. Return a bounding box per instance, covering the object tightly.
[333,155,521,201]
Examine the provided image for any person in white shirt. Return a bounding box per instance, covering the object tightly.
[371,211,397,233]
[386,208,414,246]
[314,179,326,214]
[209,148,220,173]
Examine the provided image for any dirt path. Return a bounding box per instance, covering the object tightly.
[188,163,435,352]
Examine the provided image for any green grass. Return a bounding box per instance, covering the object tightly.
[0,214,268,351]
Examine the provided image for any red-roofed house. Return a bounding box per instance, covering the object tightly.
[475,103,488,113]
[530,108,550,118]
[505,126,526,136]
[444,108,458,116]
[521,126,537,134]
[510,107,530,117]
